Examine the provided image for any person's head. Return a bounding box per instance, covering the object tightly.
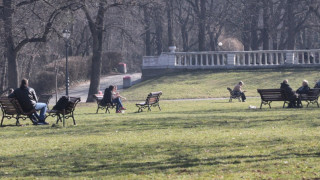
[302,80,308,86]
[20,78,29,89]
[239,81,244,86]
[8,88,14,94]
[283,79,288,84]
[108,85,115,92]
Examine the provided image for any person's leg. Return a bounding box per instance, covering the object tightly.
[241,92,246,102]
[35,103,47,122]
[112,98,120,111]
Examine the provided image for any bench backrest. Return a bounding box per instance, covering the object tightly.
[9,98,35,115]
[146,91,162,105]
[64,97,81,114]
[38,94,53,105]
[300,88,320,101]
[0,97,18,116]
[257,89,288,101]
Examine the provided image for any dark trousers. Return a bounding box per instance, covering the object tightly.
[240,92,246,102]
[112,98,123,111]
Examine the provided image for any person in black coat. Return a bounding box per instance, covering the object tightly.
[296,80,310,107]
[314,80,320,88]
[8,78,48,124]
[280,79,298,108]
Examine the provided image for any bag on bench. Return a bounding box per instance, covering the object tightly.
[52,96,69,111]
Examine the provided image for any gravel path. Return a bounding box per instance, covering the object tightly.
[49,73,141,104]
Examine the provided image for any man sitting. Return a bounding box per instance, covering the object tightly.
[233,81,246,102]
[314,79,320,88]
[280,79,298,108]
[9,78,48,125]
[296,80,310,108]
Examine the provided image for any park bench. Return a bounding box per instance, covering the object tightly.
[136,91,162,113]
[0,97,36,126]
[227,87,241,102]
[257,89,289,109]
[47,96,81,125]
[92,94,115,113]
[299,88,320,108]
[38,94,53,109]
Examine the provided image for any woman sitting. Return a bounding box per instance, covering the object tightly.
[105,85,126,113]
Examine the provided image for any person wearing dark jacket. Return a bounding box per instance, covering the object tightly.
[296,80,310,108]
[8,78,48,125]
[280,79,298,108]
[314,80,320,88]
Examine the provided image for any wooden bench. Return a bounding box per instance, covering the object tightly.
[0,97,36,126]
[136,91,162,113]
[257,89,289,109]
[92,94,115,113]
[38,94,53,109]
[47,97,81,125]
[227,87,241,102]
[299,88,320,108]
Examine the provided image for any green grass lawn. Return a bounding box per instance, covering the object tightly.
[1,98,320,179]
[122,68,320,100]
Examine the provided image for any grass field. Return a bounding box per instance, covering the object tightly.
[122,68,320,100]
[1,98,320,179]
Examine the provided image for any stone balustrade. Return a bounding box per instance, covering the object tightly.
[143,49,320,69]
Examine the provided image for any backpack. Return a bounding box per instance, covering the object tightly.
[53,96,69,111]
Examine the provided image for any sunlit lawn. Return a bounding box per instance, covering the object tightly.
[122,68,320,100]
[1,98,320,179]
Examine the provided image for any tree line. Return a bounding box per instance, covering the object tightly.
[0,0,320,101]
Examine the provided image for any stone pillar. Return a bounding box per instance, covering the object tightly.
[286,52,295,64]
[227,54,236,66]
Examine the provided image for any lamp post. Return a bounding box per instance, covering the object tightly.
[62,29,71,96]
[218,42,223,51]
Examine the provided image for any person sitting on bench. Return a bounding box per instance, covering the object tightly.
[296,80,310,108]
[8,78,48,125]
[280,79,298,108]
[314,79,320,88]
[233,81,246,102]
[105,85,126,113]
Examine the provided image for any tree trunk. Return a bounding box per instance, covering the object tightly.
[181,24,189,52]
[262,0,270,50]
[85,3,104,102]
[154,9,163,55]
[286,0,295,50]
[3,0,19,88]
[166,0,174,47]
[144,7,151,56]
[198,0,206,51]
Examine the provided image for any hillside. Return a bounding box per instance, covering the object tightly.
[122,68,320,100]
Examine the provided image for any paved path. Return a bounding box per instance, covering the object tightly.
[49,73,141,104]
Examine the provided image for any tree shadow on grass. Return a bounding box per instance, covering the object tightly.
[1,140,320,178]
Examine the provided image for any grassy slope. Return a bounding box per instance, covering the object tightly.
[1,69,320,179]
[1,99,320,179]
[122,68,320,100]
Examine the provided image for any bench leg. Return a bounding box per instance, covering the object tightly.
[1,116,4,127]
[229,97,232,102]
[148,105,152,111]
[268,102,271,109]
[260,102,263,109]
[96,107,99,114]
[238,97,241,102]
[15,116,20,126]
[158,105,161,111]
[71,112,76,125]
[106,107,110,114]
